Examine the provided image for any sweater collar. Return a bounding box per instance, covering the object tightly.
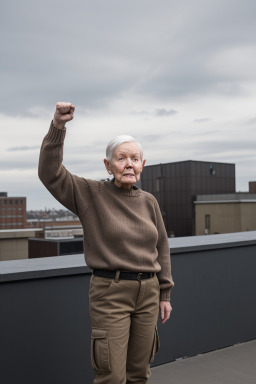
[104,178,141,196]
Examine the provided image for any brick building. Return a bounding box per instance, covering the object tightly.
[0,192,27,229]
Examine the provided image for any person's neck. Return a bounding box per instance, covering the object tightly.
[114,179,133,190]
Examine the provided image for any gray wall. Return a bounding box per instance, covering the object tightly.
[1,234,256,384]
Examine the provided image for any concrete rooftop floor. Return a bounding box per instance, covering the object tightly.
[151,340,256,384]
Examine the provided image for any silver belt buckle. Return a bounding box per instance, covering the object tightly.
[137,272,143,281]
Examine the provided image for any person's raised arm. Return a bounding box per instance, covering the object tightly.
[38,102,90,216]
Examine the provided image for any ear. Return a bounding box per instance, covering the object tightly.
[104,159,112,175]
[141,159,146,171]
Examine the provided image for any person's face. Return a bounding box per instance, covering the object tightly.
[104,142,146,190]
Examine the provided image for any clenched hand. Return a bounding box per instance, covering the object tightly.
[53,102,75,130]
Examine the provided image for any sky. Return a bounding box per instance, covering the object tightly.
[1,0,256,210]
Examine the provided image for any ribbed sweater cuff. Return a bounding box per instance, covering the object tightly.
[160,288,171,302]
[45,121,66,143]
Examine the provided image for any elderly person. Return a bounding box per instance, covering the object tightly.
[39,102,174,384]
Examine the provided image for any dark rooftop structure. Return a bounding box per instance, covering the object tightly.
[28,237,83,258]
[140,160,235,237]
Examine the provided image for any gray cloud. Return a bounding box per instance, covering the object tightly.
[155,109,178,116]
[130,108,178,117]
[1,0,256,208]
[130,111,150,116]
[7,146,40,152]
[194,118,211,123]
[2,0,256,116]
[0,160,37,171]
[138,134,163,143]
[1,142,106,174]
[190,139,256,156]
[247,117,256,124]
[0,156,104,176]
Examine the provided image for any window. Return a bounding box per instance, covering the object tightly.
[209,164,216,175]
[205,214,210,235]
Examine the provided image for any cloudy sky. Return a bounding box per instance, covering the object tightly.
[1,0,256,210]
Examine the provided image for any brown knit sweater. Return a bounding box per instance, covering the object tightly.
[38,123,174,300]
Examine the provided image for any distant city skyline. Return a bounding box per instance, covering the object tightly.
[1,0,256,210]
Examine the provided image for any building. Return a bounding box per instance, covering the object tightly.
[0,192,27,229]
[249,181,256,193]
[28,237,84,258]
[26,209,81,234]
[27,217,81,235]
[0,228,43,261]
[140,160,235,237]
[195,193,256,235]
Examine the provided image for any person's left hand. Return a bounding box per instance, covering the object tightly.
[160,301,172,324]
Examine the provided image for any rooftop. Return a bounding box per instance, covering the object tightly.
[0,228,43,239]
[195,193,256,203]
[1,231,255,383]
[151,340,256,384]
[169,230,256,252]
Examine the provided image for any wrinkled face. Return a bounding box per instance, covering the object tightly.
[104,142,146,190]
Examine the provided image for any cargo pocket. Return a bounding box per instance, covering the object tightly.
[150,326,160,363]
[91,328,111,372]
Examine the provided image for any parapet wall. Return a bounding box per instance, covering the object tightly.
[1,232,256,384]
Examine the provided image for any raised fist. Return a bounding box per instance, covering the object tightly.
[53,102,75,129]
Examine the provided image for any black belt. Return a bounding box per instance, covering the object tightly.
[93,269,155,281]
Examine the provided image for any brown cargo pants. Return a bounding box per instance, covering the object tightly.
[89,272,160,384]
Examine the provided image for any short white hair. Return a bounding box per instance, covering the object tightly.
[106,135,143,161]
